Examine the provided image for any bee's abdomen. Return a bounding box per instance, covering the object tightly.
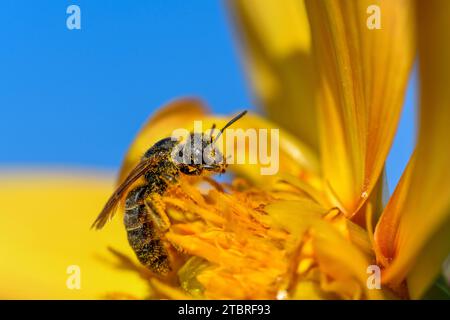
[124,186,171,274]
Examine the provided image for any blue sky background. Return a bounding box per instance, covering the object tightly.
[0,0,416,190]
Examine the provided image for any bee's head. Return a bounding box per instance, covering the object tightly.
[174,132,227,176]
[172,110,247,176]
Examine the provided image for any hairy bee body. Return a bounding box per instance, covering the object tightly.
[124,137,180,274]
[93,111,247,275]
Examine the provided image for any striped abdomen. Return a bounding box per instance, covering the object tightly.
[123,185,171,274]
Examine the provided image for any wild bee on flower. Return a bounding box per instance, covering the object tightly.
[2,0,450,301]
[92,111,247,275]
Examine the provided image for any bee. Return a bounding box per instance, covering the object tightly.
[92,110,247,275]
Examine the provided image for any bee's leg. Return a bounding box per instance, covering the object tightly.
[144,194,171,232]
[144,194,183,280]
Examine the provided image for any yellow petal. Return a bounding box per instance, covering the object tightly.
[0,171,149,299]
[228,0,318,151]
[379,0,450,297]
[374,155,415,268]
[407,217,450,299]
[266,200,386,299]
[305,0,415,216]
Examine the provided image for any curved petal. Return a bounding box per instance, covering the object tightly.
[378,0,450,298]
[266,200,386,299]
[0,172,149,299]
[305,0,415,217]
[407,217,450,299]
[374,155,415,268]
[228,0,319,151]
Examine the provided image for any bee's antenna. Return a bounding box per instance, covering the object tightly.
[209,123,217,143]
[213,110,247,144]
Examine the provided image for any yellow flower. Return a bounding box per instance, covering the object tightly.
[1,0,449,299]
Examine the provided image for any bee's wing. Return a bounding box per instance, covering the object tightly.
[91,157,156,229]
